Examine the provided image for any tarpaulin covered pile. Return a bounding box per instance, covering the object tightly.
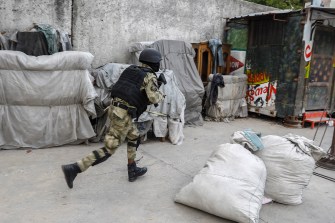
[205,73,248,122]
[0,24,72,56]
[0,51,97,149]
[129,40,205,126]
[138,69,186,145]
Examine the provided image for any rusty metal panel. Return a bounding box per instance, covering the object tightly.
[276,16,303,117]
[227,13,304,118]
[307,26,335,110]
[245,15,303,118]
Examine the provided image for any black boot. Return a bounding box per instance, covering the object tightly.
[61,163,81,189]
[128,162,147,182]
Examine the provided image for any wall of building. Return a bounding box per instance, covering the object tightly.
[0,0,274,67]
[0,0,72,33]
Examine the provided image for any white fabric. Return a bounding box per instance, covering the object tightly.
[0,51,97,149]
[230,129,264,152]
[138,69,186,145]
[205,73,248,121]
[175,143,266,223]
[167,109,185,145]
[256,134,325,205]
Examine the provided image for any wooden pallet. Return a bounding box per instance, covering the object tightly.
[303,111,334,129]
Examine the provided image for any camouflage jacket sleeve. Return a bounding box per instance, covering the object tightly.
[142,72,164,104]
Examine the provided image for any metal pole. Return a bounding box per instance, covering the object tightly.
[330,127,335,155]
[316,126,335,170]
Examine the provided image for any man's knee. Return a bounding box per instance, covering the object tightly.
[127,137,141,151]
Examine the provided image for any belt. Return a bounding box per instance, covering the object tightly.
[112,101,137,118]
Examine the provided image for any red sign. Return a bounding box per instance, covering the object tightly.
[305,44,312,60]
[229,56,244,72]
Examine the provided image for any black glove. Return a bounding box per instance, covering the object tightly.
[157,73,167,88]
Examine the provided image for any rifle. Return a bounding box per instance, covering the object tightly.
[154,72,167,107]
[157,73,167,87]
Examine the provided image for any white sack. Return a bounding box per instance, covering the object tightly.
[168,116,184,145]
[175,143,266,223]
[0,51,97,149]
[256,135,324,205]
[153,116,168,137]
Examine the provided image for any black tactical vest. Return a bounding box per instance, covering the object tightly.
[111,65,152,117]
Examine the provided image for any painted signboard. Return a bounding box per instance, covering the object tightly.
[246,71,277,109]
[229,50,246,75]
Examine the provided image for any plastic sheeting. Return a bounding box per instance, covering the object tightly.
[138,69,186,145]
[205,73,248,122]
[0,51,97,149]
[151,40,204,126]
[175,143,266,223]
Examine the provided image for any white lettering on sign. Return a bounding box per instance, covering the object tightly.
[229,56,244,72]
[231,62,240,69]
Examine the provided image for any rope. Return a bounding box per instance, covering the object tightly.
[313,171,335,183]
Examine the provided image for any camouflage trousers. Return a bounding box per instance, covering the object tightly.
[77,105,139,172]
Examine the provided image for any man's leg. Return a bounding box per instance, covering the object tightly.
[62,106,130,188]
[127,122,147,182]
[62,138,120,189]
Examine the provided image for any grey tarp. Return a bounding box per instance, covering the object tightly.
[131,40,205,126]
[151,40,204,125]
[0,51,97,149]
[138,69,186,145]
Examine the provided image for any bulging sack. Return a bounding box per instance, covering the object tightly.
[256,134,324,205]
[175,143,266,223]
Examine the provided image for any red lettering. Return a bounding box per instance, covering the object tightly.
[255,88,263,96]
[263,86,268,94]
[266,83,277,102]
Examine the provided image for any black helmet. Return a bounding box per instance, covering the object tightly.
[139,48,162,64]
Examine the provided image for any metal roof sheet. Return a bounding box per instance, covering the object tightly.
[229,9,299,20]
[229,6,335,20]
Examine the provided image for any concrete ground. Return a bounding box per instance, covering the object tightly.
[1,116,335,223]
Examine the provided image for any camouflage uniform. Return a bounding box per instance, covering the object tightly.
[77,72,164,172]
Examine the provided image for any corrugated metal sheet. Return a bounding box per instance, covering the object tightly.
[229,9,299,20]
[229,6,335,21]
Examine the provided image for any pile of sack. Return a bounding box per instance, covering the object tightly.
[174,130,325,223]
